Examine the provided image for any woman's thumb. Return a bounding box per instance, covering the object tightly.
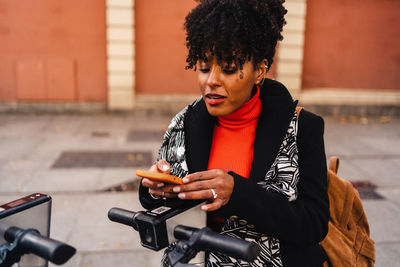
[156,160,170,174]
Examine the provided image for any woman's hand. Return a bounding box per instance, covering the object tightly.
[140,160,178,199]
[171,169,234,212]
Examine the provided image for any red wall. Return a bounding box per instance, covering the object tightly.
[302,0,400,90]
[0,0,107,102]
[135,0,199,94]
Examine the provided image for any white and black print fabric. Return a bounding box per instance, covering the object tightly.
[207,216,281,267]
[207,109,300,267]
[157,97,201,178]
[258,109,300,202]
[159,105,300,267]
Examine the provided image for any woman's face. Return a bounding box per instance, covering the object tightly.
[197,56,263,117]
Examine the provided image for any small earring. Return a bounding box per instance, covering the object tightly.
[256,80,260,85]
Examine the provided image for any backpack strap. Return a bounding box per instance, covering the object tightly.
[296,106,303,118]
[329,156,339,175]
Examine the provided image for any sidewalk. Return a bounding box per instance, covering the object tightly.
[0,112,399,266]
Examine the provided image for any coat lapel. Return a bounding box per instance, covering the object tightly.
[249,79,296,182]
[185,99,216,173]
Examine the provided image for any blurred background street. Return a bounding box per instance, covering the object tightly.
[0,112,399,266]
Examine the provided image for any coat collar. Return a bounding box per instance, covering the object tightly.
[185,79,296,181]
[184,99,216,174]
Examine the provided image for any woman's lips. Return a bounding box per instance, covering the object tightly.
[205,94,226,105]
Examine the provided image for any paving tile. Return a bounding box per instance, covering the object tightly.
[376,188,400,205]
[52,151,153,168]
[48,250,83,267]
[101,180,140,193]
[49,194,87,242]
[374,242,400,267]
[334,159,369,181]
[324,120,400,157]
[330,157,400,188]
[127,129,165,142]
[0,157,50,173]
[363,200,400,243]
[75,250,163,267]
[28,139,83,159]
[0,171,34,193]
[98,168,138,190]
[325,139,385,157]
[0,137,43,160]
[361,137,400,156]
[24,169,103,192]
[0,115,52,137]
[344,159,400,187]
[56,192,144,252]
[77,135,129,148]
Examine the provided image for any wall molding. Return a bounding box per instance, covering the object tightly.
[298,89,400,105]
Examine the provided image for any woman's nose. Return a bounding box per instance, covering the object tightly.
[207,66,222,88]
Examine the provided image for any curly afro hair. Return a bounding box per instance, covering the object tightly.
[184,0,287,72]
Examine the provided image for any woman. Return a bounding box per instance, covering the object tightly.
[139,0,329,266]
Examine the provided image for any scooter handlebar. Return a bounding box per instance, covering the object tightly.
[174,225,260,262]
[108,207,138,228]
[4,227,76,265]
[107,207,261,262]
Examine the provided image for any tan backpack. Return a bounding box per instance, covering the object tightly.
[295,107,375,266]
[320,156,376,266]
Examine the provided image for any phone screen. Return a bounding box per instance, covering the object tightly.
[0,193,51,267]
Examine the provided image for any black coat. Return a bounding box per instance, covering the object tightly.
[140,79,329,267]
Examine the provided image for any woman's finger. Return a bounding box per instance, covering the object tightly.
[156,160,171,173]
[161,184,179,193]
[183,169,222,183]
[172,179,213,193]
[141,161,171,188]
[148,164,158,172]
[141,178,164,189]
[150,189,178,199]
[201,199,224,212]
[177,188,215,200]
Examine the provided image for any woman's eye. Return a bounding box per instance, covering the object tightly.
[199,68,210,73]
[222,67,237,74]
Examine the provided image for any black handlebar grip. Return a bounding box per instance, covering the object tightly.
[174,224,196,240]
[108,207,137,227]
[5,227,76,265]
[174,225,260,262]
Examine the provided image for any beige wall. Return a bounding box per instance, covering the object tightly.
[276,0,307,98]
[106,0,135,109]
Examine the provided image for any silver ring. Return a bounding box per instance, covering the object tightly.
[210,188,218,199]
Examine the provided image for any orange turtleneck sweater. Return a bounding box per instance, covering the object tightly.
[207,86,262,178]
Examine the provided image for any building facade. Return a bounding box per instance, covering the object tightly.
[0,0,399,111]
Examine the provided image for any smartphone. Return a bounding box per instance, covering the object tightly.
[136,170,183,185]
[0,193,52,267]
